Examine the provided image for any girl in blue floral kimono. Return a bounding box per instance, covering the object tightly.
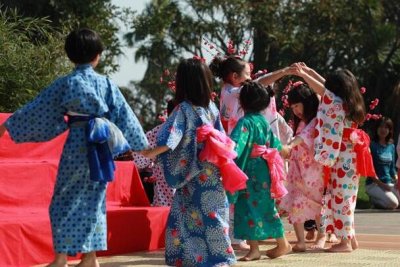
[142,58,236,267]
[0,29,148,267]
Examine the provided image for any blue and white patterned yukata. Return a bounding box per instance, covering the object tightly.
[157,101,236,267]
[5,64,148,255]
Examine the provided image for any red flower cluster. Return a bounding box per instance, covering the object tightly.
[159,68,176,93]
[369,98,379,110]
[366,113,382,121]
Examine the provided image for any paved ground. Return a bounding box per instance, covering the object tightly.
[39,210,400,267]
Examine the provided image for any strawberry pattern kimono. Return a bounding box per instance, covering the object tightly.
[315,89,360,239]
[157,101,236,267]
[229,113,285,240]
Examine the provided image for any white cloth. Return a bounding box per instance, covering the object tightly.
[366,183,400,209]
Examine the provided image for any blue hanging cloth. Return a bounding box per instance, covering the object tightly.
[69,116,131,183]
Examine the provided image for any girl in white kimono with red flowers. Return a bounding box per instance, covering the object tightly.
[292,63,376,253]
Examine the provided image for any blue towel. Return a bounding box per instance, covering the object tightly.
[69,116,131,183]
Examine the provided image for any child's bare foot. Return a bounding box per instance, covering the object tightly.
[76,260,99,267]
[351,237,359,250]
[232,241,250,251]
[327,233,338,243]
[310,232,326,250]
[305,229,316,241]
[45,263,68,267]
[292,243,306,252]
[238,250,261,261]
[45,254,68,267]
[76,252,99,267]
[326,240,352,253]
[266,243,292,259]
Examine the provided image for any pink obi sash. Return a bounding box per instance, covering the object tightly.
[250,144,288,199]
[197,124,248,193]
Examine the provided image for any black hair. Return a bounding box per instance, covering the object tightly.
[64,28,104,64]
[239,81,274,113]
[287,83,320,135]
[166,99,176,116]
[174,58,213,107]
[373,117,394,143]
[209,56,247,83]
[324,69,366,125]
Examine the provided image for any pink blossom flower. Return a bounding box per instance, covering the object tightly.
[360,87,366,94]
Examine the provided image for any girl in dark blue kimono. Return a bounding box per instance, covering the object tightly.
[142,58,236,267]
[0,29,148,267]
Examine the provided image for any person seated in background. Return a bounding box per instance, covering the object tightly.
[366,117,400,209]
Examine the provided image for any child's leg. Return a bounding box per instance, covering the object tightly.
[266,236,292,259]
[311,215,326,249]
[238,240,261,261]
[76,251,99,267]
[292,222,306,252]
[229,204,250,250]
[46,253,68,267]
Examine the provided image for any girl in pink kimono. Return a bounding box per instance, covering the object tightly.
[279,83,326,252]
[293,64,376,252]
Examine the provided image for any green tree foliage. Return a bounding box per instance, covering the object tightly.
[126,0,400,131]
[0,9,70,112]
[1,0,131,74]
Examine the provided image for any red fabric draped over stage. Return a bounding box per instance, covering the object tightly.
[0,113,169,266]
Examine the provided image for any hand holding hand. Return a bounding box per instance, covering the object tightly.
[280,145,292,159]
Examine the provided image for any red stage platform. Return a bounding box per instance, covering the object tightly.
[0,113,170,266]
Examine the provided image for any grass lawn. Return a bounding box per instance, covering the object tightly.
[356,176,372,209]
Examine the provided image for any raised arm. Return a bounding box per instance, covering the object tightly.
[292,63,326,96]
[257,66,293,86]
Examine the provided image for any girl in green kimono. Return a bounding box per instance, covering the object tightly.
[230,81,292,261]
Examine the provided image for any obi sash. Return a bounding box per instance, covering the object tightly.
[68,116,131,183]
[250,144,288,199]
[196,124,248,193]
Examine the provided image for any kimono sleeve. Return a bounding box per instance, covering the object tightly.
[267,127,282,151]
[298,118,317,149]
[156,104,202,189]
[5,78,68,143]
[157,104,185,150]
[210,101,225,133]
[314,89,345,167]
[107,80,148,151]
[230,118,250,159]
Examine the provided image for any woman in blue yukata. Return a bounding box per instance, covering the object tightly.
[0,29,148,267]
[142,58,237,267]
